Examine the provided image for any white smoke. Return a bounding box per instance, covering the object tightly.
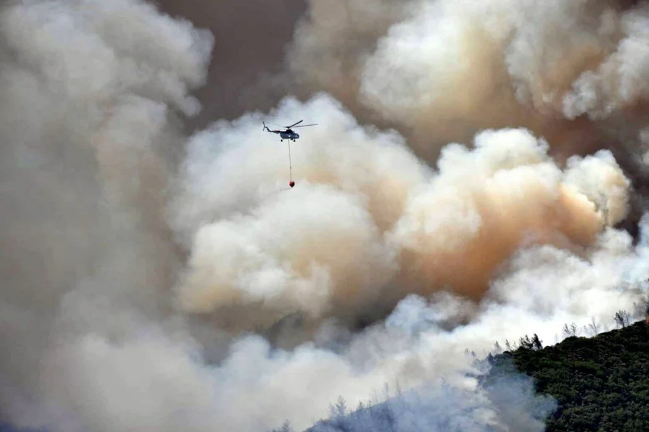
[0,0,213,428]
[562,3,649,120]
[306,370,557,432]
[171,97,632,326]
[2,1,649,432]
[289,0,649,162]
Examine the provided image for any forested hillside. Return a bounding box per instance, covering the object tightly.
[289,318,649,432]
[486,319,649,431]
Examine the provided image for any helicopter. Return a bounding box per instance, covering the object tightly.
[263,120,317,189]
[263,120,317,142]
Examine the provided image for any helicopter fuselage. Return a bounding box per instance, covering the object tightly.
[280,130,299,141]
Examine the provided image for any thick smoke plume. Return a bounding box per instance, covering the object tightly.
[2,1,649,432]
[0,0,212,427]
[287,0,649,164]
[171,94,630,328]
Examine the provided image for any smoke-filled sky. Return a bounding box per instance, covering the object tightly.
[2,0,649,431]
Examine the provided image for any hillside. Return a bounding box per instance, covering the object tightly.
[291,319,649,432]
[486,320,649,431]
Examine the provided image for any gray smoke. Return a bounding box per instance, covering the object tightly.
[306,369,557,432]
[0,0,212,427]
[286,0,649,164]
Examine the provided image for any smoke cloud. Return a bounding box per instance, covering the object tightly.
[306,367,557,432]
[287,0,649,163]
[0,0,212,426]
[2,0,649,432]
[170,94,633,333]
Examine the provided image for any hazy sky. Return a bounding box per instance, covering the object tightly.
[154,0,305,128]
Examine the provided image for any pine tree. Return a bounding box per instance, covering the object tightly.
[532,333,543,350]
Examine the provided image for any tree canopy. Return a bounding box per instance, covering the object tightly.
[487,320,649,431]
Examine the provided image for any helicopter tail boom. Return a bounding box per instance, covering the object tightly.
[263,122,280,133]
